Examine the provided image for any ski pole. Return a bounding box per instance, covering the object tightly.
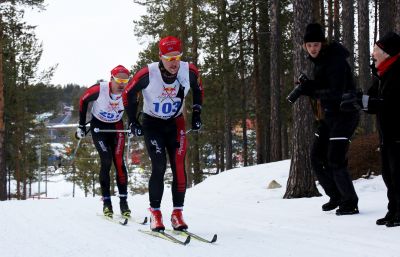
[69,139,81,164]
[126,134,131,166]
[93,128,130,133]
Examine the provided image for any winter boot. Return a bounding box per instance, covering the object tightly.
[335,205,359,216]
[171,209,188,231]
[322,199,340,211]
[376,212,394,226]
[103,200,113,218]
[120,198,131,218]
[385,213,400,228]
[149,208,165,231]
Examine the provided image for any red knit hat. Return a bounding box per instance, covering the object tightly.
[159,36,182,55]
[110,65,130,76]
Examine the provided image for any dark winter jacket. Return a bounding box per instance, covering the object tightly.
[366,57,400,144]
[306,42,356,113]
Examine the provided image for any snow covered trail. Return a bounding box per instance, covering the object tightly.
[1,160,399,257]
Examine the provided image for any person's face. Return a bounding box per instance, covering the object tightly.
[305,42,322,58]
[160,51,181,74]
[371,44,390,68]
[111,73,129,94]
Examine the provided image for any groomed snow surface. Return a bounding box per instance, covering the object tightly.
[1,160,398,257]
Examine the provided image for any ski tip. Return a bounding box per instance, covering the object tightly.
[183,236,191,245]
[119,218,128,225]
[210,234,217,243]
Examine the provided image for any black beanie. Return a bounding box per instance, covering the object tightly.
[376,32,400,56]
[304,23,325,43]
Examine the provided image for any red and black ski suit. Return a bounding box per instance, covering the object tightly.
[123,61,203,208]
[79,82,128,199]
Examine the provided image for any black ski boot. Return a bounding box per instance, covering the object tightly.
[103,200,113,218]
[120,198,131,218]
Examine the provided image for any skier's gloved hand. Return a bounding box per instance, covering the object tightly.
[191,105,202,131]
[128,120,143,138]
[75,125,86,140]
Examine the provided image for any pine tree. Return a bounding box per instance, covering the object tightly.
[284,0,320,198]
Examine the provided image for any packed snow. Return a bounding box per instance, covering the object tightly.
[1,160,399,257]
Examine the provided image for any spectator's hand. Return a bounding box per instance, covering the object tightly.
[75,125,86,140]
[129,121,143,137]
[191,105,202,131]
[340,91,363,112]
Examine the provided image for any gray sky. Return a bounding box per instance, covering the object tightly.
[24,0,146,87]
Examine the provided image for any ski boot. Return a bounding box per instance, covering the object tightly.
[171,209,188,231]
[103,200,113,218]
[149,208,165,231]
[120,198,131,218]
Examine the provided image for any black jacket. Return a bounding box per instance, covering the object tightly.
[307,42,356,113]
[367,57,400,144]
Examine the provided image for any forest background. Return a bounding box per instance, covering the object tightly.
[0,0,399,200]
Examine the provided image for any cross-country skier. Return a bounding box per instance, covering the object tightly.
[76,65,131,218]
[123,36,204,231]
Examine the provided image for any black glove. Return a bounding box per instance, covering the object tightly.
[340,90,363,112]
[75,125,86,140]
[128,120,143,137]
[191,105,202,131]
[287,73,313,103]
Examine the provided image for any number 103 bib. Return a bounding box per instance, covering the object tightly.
[143,62,190,120]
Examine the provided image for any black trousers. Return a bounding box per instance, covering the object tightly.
[142,114,187,209]
[381,142,400,215]
[311,111,359,208]
[90,117,128,198]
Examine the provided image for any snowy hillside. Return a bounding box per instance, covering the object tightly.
[1,160,399,257]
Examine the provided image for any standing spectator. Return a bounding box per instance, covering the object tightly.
[360,32,400,227]
[287,23,360,215]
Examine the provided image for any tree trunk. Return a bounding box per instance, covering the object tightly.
[191,0,202,185]
[220,141,225,171]
[312,0,323,24]
[327,0,333,41]
[252,0,265,164]
[379,0,395,35]
[258,0,270,163]
[333,0,340,41]
[342,0,354,70]
[396,0,400,33]
[358,0,373,134]
[374,0,378,43]
[0,14,6,201]
[220,0,233,170]
[270,0,282,162]
[284,0,321,199]
[238,0,248,167]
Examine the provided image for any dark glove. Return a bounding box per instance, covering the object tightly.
[191,105,202,131]
[128,120,143,137]
[340,90,363,112]
[287,73,313,103]
[75,125,86,140]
